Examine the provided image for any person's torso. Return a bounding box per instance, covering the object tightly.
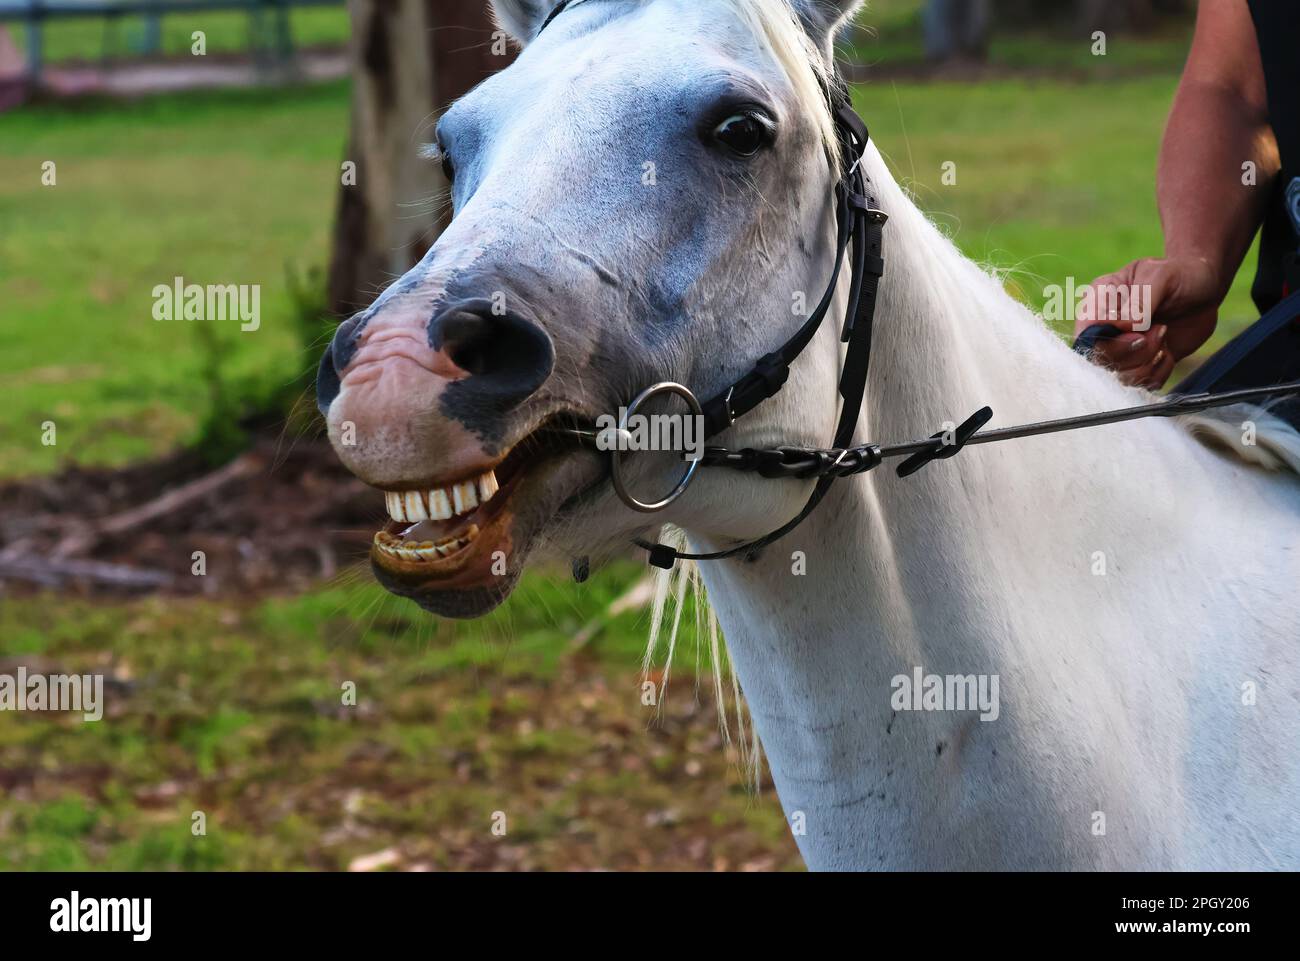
[1248,0,1300,311]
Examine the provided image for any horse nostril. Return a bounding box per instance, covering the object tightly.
[431,300,555,409]
[316,312,363,417]
[316,347,341,416]
[440,312,497,376]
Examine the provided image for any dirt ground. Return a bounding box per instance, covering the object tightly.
[0,428,377,597]
[0,432,804,871]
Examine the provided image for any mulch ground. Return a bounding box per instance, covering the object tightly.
[0,429,378,597]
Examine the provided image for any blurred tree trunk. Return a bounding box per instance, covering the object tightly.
[1077,0,1193,32]
[997,0,1191,30]
[924,0,990,62]
[1079,0,1154,32]
[327,0,511,318]
[995,0,1074,27]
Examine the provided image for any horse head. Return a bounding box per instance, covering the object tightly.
[318,0,864,617]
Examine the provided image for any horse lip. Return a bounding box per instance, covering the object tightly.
[350,405,593,503]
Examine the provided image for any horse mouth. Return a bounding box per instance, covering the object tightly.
[365,415,597,608]
[373,468,506,567]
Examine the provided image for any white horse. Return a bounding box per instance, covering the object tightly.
[318,0,1300,870]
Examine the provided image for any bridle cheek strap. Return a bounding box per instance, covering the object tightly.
[636,91,888,569]
[535,0,889,569]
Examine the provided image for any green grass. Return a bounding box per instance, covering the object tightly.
[0,563,798,871]
[0,81,349,477]
[855,74,1260,345]
[7,6,349,65]
[853,0,1193,74]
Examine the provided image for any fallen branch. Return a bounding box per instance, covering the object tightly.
[0,556,174,589]
[51,452,262,559]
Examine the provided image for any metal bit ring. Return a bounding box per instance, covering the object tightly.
[610,382,703,513]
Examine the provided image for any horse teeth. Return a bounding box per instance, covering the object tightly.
[374,522,485,561]
[404,491,428,521]
[383,468,496,525]
[386,492,406,523]
[452,481,478,515]
[428,489,453,520]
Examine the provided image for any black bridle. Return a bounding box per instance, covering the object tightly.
[539,0,1300,572]
[615,90,887,571]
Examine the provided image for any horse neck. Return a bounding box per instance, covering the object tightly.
[691,149,1242,869]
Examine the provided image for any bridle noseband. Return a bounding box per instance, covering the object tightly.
[539,0,1300,572]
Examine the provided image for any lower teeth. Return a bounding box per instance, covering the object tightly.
[374,524,481,559]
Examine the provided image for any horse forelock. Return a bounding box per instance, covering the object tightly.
[719,0,843,174]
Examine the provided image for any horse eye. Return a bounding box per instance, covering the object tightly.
[713,113,769,157]
[432,138,455,182]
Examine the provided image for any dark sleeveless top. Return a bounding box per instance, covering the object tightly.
[1248,1,1300,312]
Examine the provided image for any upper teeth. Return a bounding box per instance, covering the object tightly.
[384,470,498,523]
